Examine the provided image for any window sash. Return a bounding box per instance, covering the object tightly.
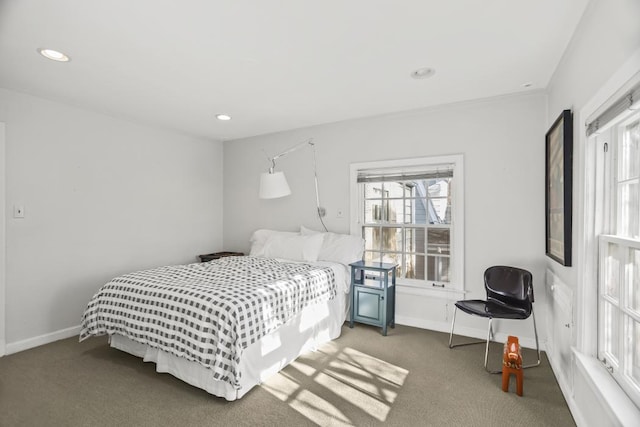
[360,176,452,285]
[598,236,640,402]
[597,110,640,408]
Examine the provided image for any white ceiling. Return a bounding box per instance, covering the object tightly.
[0,0,589,141]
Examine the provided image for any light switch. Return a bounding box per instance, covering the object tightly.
[13,205,25,218]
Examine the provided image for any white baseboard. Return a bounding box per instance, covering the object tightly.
[5,325,80,355]
[396,314,451,333]
[546,347,586,427]
[396,314,546,352]
[0,339,5,357]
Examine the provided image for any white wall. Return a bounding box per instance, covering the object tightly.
[545,0,640,425]
[547,0,640,290]
[0,88,224,350]
[224,92,548,346]
[0,122,5,355]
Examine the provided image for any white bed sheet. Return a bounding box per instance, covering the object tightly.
[108,259,349,401]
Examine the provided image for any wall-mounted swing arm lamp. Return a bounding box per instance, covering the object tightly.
[259,138,327,230]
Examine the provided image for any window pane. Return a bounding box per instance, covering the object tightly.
[381,227,402,252]
[428,229,450,255]
[365,200,390,223]
[630,318,640,385]
[404,183,415,198]
[364,251,382,264]
[630,248,640,315]
[619,119,640,181]
[405,227,425,254]
[603,301,619,363]
[405,254,425,280]
[618,181,639,238]
[381,252,401,268]
[411,180,429,222]
[406,198,428,224]
[363,227,380,251]
[427,256,450,282]
[386,199,405,224]
[604,243,620,300]
[426,178,451,224]
[426,178,451,197]
[385,182,406,198]
[364,182,384,199]
[427,188,451,225]
[404,198,417,224]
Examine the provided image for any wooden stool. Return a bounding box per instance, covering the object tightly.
[502,335,523,396]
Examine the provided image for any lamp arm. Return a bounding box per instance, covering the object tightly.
[263,137,327,231]
[269,138,314,166]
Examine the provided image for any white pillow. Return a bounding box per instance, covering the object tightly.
[300,226,365,266]
[263,233,324,262]
[249,229,299,257]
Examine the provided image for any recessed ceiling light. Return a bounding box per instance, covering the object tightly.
[216,114,232,121]
[411,67,435,79]
[37,48,70,62]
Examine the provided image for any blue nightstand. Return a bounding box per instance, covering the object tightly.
[349,260,397,336]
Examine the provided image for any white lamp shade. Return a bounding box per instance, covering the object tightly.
[259,171,292,199]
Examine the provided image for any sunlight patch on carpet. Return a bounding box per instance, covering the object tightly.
[290,389,352,426]
[261,370,300,401]
[262,343,408,424]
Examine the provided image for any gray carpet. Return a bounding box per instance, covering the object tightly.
[0,324,575,426]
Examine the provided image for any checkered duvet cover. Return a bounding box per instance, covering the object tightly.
[79,256,336,388]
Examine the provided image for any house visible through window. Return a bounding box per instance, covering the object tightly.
[350,155,464,291]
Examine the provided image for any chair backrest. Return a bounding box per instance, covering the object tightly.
[484,266,534,313]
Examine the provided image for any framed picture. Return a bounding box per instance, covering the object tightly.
[545,109,573,266]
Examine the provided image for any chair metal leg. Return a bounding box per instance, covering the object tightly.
[522,306,541,369]
[448,306,457,348]
[487,309,541,373]
[450,306,541,373]
[449,306,487,349]
[484,319,502,374]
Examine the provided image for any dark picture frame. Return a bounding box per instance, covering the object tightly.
[545,109,573,266]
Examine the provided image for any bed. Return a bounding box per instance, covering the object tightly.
[79,228,364,401]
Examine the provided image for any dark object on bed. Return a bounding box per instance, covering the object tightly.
[198,251,244,262]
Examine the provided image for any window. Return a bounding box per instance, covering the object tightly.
[350,155,464,291]
[596,109,640,408]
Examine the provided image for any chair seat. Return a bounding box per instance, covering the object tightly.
[455,299,530,319]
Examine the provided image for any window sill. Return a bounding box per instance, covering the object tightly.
[396,283,465,300]
[573,349,640,426]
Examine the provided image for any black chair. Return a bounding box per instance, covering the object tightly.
[448,265,540,373]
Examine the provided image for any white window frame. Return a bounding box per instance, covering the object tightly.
[577,49,640,421]
[595,110,640,408]
[350,154,464,297]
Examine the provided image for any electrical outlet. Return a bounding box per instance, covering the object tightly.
[14,205,25,218]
